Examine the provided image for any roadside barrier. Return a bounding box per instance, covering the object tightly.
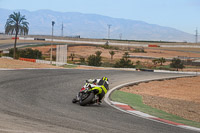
[19,58,36,62]
[148,44,160,47]
[36,59,66,66]
[34,38,45,41]
[136,68,154,72]
[12,37,19,40]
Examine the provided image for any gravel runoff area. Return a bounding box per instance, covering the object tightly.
[121,76,200,123]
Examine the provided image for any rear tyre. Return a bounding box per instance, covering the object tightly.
[79,92,95,106]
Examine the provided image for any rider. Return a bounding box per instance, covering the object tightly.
[86,77,109,103]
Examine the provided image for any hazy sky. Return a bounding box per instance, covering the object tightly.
[0,0,199,34]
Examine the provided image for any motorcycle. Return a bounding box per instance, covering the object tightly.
[72,80,101,106]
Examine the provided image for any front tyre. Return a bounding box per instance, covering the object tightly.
[72,98,78,103]
[79,92,95,106]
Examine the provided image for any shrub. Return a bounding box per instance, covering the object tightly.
[88,54,102,66]
[170,58,184,71]
[87,51,102,66]
[114,58,134,68]
[79,57,86,65]
[109,51,115,60]
[152,57,166,66]
[95,51,102,57]
[8,48,42,59]
[69,53,75,61]
[114,52,134,68]
[132,48,146,53]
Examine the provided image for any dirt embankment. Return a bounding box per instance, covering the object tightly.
[0,58,61,69]
[121,76,200,122]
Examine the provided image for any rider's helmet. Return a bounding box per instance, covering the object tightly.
[98,77,109,85]
[86,79,97,84]
[102,77,109,82]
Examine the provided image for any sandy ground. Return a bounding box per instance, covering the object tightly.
[29,45,200,66]
[121,76,200,122]
[68,45,200,59]
[0,58,61,69]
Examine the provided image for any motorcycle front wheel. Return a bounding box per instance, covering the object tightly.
[79,92,95,106]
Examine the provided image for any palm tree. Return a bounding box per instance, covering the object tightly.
[158,57,166,66]
[109,50,115,60]
[123,52,130,61]
[5,12,29,59]
[69,53,75,61]
[95,51,102,57]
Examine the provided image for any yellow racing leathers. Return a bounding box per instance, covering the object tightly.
[92,77,109,101]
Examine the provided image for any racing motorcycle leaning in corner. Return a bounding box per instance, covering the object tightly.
[72,77,109,106]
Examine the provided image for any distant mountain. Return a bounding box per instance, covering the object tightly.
[0,8,194,42]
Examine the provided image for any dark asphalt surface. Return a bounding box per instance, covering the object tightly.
[0,69,198,133]
[0,42,51,50]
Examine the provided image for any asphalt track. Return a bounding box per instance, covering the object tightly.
[0,69,198,133]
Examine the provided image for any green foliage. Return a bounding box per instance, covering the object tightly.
[114,58,134,68]
[87,51,102,66]
[79,57,86,65]
[5,12,29,59]
[95,51,102,57]
[114,52,134,68]
[109,50,115,60]
[152,57,166,66]
[136,60,141,65]
[132,48,146,53]
[100,45,119,50]
[8,48,42,59]
[69,53,75,61]
[5,12,29,35]
[87,54,102,66]
[123,52,130,60]
[170,58,184,71]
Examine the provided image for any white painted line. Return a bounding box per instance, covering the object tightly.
[178,125,200,132]
[111,101,128,105]
[0,68,16,70]
[128,110,158,118]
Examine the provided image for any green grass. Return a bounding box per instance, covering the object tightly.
[154,65,172,70]
[111,90,200,128]
[62,64,78,68]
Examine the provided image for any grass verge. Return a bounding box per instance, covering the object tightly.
[111,90,200,128]
[62,64,78,68]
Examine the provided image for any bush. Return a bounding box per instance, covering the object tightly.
[87,51,102,66]
[152,57,166,66]
[8,48,42,59]
[100,45,119,50]
[79,57,86,65]
[114,58,134,68]
[114,52,134,68]
[170,58,184,71]
[88,54,102,66]
[132,48,146,53]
